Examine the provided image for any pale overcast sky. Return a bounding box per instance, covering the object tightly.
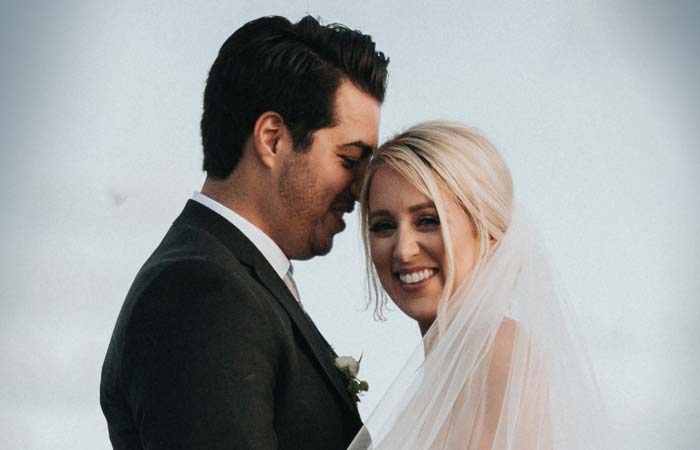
[1,1,698,449]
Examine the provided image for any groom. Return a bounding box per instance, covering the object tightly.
[100,15,388,449]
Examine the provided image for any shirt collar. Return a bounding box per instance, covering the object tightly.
[191,191,290,279]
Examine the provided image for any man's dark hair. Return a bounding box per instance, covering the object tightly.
[200,15,389,179]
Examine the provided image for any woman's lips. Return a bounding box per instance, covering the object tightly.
[395,268,438,290]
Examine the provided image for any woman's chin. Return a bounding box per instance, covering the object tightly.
[394,302,437,327]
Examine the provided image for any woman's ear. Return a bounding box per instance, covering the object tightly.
[251,111,291,169]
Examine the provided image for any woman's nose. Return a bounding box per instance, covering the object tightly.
[393,227,420,262]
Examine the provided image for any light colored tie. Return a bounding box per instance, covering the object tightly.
[283,266,302,307]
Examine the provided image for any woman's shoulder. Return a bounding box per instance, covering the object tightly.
[495,317,518,353]
[490,317,518,377]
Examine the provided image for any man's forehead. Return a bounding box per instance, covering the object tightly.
[331,81,381,142]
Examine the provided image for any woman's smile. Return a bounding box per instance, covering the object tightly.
[368,167,478,332]
[396,268,439,287]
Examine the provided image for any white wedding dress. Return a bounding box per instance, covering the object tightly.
[348,208,607,450]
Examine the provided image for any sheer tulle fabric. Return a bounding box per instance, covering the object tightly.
[349,209,606,450]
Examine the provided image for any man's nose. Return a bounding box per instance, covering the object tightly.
[350,160,370,202]
[350,177,359,201]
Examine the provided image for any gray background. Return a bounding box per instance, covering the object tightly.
[1,1,698,449]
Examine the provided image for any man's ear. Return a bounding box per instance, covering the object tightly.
[252,111,291,169]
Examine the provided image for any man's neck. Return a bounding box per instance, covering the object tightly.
[200,176,272,243]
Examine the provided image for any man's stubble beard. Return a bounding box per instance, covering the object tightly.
[277,155,334,259]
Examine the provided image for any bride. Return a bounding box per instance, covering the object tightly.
[348,122,605,450]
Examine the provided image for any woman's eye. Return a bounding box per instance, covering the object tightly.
[369,221,395,235]
[417,215,440,227]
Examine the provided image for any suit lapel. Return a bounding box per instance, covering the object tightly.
[175,201,360,418]
[247,263,360,417]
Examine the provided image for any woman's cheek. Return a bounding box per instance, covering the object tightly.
[371,240,393,290]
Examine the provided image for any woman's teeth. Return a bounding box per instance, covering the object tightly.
[399,269,436,285]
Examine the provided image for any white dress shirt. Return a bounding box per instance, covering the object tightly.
[191,191,291,280]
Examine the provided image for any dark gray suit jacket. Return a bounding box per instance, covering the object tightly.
[100,200,362,449]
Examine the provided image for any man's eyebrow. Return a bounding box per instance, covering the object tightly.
[338,141,374,157]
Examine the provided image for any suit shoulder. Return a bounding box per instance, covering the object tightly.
[129,220,263,313]
[128,256,279,333]
[104,255,286,376]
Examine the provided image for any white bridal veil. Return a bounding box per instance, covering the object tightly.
[348,208,607,450]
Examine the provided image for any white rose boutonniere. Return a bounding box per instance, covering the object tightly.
[334,354,369,402]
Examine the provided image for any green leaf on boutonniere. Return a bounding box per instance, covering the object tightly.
[334,354,369,402]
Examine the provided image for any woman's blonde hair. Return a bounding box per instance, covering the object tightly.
[359,121,514,320]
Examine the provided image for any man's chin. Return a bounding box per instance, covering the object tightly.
[310,235,334,258]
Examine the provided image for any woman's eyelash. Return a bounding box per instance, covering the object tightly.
[369,215,440,233]
[418,215,440,225]
[369,221,394,233]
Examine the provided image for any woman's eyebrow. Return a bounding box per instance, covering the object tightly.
[368,202,435,220]
[408,201,435,213]
[368,209,391,220]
